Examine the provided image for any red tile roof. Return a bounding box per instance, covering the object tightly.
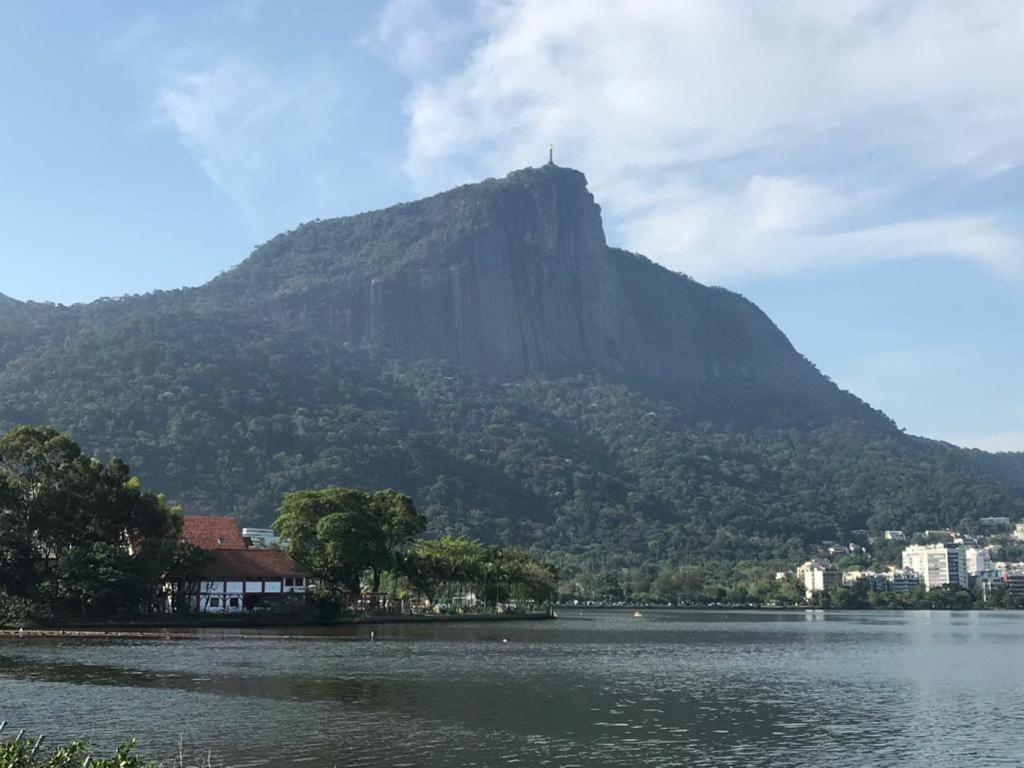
[197,548,307,579]
[182,516,248,550]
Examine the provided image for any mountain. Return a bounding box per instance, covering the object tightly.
[971,450,1024,491]
[1,165,1022,562]
[210,167,861,414]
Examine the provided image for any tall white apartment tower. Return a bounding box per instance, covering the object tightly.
[901,543,968,589]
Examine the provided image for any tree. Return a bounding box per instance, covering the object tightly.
[830,583,870,609]
[407,536,486,604]
[272,487,423,604]
[0,426,181,615]
[406,538,556,610]
[49,543,147,616]
[366,490,426,601]
[0,426,90,596]
[274,488,375,598]
[166,541,212,614]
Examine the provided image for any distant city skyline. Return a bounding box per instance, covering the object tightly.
[2,1,1023,451]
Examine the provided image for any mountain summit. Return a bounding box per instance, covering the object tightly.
[210,165,872,423]
[0,166,1020,556]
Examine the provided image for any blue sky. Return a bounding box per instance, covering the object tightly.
[2,0,1023,451]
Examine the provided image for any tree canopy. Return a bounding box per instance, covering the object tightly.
[273,490,557,609]
[0,426,182,616]
[273,487,425,595]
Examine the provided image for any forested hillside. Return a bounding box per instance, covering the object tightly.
[1,165,1022,565]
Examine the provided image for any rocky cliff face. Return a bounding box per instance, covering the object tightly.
[210,164,860,415]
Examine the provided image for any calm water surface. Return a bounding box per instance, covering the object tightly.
[2,609,1023,767]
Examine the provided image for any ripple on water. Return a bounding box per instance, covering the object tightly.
[2,610,1024,767]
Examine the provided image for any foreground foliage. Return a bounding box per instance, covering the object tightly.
[0,738,155,768]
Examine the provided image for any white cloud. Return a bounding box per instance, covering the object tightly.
[110,7,357,234]
[156,57,339,224]
[382,0,1024,281]
[371,0,495,76]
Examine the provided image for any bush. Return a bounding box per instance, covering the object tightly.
[0,737,156,768]
[0,592,44,627]
[311,591,346,622]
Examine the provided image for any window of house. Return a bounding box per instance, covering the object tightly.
[284,577,294,587]
[209,597,221,608]
[295,577,304,586]
[229,597,239,608]
[217,537,227,545]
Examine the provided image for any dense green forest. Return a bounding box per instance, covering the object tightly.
[1,309,1021,568]
[1,165,1022,571]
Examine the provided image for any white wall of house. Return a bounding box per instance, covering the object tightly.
[193,578,303,613]
[170,577,309,614]
[197,581,244,613]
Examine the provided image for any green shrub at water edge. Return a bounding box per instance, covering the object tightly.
[0,738,157,768]
[0,592,44,627]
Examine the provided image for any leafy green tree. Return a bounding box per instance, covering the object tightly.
[830,583,870,609]
[405,538,556,609]
[407,536,486,604]
[273,487,423,603]
[166,541,213,614]
[0,426,89,596]
[49,543,148,616]
[366,489,426,598]
[274,488,379,598]
[0,426,181,615]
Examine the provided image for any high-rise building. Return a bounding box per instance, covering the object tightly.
[963,546,994,577]
[798,559,840,600]
[901,543,968,589]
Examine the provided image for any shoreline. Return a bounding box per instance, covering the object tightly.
[558,603,1011,612]
[0,611,555,639]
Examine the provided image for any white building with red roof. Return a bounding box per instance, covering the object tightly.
[172,516,309,614]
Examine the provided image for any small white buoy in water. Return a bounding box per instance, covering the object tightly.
[633,611,643,618]
[370,631,375,642]
[502,638,509,643]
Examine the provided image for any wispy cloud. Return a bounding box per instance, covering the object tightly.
[155,57,339,224]
[109,6,370,235]
[378,0,1024,281]
[370,0,494,77]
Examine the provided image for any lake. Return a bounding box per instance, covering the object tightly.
[2,609,1023,767]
